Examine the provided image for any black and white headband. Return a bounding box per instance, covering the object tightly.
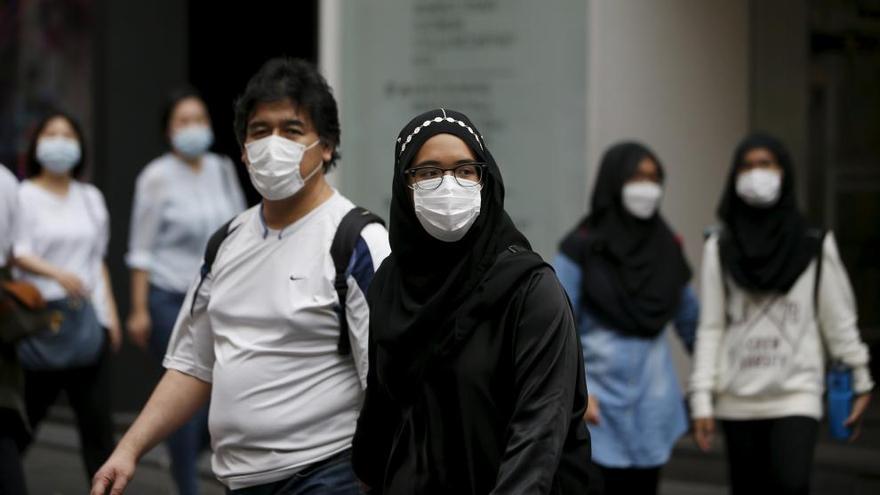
[396,108,485,157]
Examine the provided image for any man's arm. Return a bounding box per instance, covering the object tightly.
[90,370,211,495]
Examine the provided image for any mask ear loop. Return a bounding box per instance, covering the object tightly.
[301,159,324,183]
[300,138,325,183]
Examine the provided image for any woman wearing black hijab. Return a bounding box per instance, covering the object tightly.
[555,142,697,495]
[689,133,873,495]
[351,109,592,494]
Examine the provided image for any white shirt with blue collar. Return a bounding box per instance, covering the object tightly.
[163,190,390,489]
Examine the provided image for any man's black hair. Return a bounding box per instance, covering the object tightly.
[233,57,341,171]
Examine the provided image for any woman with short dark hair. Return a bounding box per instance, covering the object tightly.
[13,111,120,481]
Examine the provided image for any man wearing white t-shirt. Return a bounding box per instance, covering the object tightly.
[0,165,17,265]
[0,163,29,495]
[92,58,391,495]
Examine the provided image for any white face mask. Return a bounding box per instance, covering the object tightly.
[413,177,482,242]
[736,168,781,207]
[172,125,214,158]
[622,181,663,219]
[245,135,322,200]
[36,136,81,174]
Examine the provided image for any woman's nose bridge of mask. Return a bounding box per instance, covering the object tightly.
[436,167,461,181]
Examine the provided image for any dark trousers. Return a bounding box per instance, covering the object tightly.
[721,416,819,495]
[0,410,28,495]
[228,450,360,495]
[594,463,661,495]
[22,349,115,480]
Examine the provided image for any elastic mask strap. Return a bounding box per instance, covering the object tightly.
[301,159,324,183]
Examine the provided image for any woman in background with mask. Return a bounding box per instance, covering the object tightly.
[126,87,245,495]
[12,111,120,482]
[554,142,698,495]
[352,109,592,494]
[689,133,873,495]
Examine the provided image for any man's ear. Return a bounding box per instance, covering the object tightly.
[321,140,334,164]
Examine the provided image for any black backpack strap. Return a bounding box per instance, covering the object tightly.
[811,229,827,318]
[189,217,238,316]
[330,207,385,356]
[809,229,833,361]
[710,227,732,322]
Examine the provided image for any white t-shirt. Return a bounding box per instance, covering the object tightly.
[164,191,390,490]
[13,180,112,327]
[126,152,247,294]
[0,165,18,265]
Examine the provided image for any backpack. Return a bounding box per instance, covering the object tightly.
[190,206,385,356]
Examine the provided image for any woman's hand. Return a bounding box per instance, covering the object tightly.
[107,315,123,353]
[583,394,600,425]
[126,310,152,351]
[693,417,715,452]
[14,255,87,300]
[100,263,123,353]
[55,270,88,299]
[845,393,872,442]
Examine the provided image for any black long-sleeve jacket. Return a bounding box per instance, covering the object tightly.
[352,266,592,494]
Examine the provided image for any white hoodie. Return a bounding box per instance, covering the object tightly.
[690,232,873,420]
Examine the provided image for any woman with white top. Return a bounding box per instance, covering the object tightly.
[689,133,874,495]
[12,111,120,481]
[125,87,245,495]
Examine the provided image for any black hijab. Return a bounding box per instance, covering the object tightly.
[369,109,541,403]
[560,142,691,338]
[718,133,818,293]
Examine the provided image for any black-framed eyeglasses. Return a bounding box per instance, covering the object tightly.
[404,162,486,190]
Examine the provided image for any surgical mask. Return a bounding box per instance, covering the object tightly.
[36,137,81,174]
[622,181,663,219]
[413,177,482,242]
[736,168,781,207]
[245,135,322,200]
[172,125,213,158]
